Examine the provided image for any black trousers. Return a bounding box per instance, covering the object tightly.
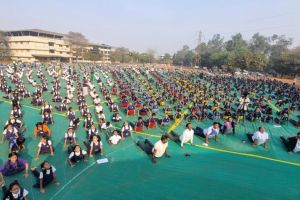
[280,136,296,152]
[32,169,53,188]
[247,133,254,143]
[137,139,153,154]
[167,131,180,143]
[194,127,205,138]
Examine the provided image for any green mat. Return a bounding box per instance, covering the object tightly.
[0,67,299,200]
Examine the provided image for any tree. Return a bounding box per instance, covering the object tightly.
[225,33,248,52]
[66,32,89,62]
[249,33,270,55]
[173,45,192,66]
[271,46,300,75]
[183,50,195,66]
[170,32,296,74]
[210,51,229,67]
[208,34,224,52]
[139,53,150,63]
[146,49,156,63]
[83,46,102,62]
[130,51,140,63]
[0,31,10,61]
[110,47,131,63]
[162,53,172,64]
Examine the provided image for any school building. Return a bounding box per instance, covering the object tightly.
[5,29,112,63]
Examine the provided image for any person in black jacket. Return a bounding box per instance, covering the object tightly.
[280,132,300,153]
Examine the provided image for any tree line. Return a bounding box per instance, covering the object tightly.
[110,33,299,75]
[173,33,299,75]
[1,30,299,75]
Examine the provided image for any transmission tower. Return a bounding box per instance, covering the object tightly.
[195,31,202,67]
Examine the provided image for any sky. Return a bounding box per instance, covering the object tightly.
[1,0,300,54]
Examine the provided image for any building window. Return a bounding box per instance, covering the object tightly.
[50,50,55,53]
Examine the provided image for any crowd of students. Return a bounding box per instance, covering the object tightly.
[0,63,299,199]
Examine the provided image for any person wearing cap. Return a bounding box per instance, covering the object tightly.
[179,123,194,148]
[247,127,269,148]
[280,132,300,153]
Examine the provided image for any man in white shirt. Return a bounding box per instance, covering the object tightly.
[247,127,269,148]
[152,135,170,163]
[280,132,300,153]
[137,135,170,163]
[294,135,300,153]
[180,123,194,148]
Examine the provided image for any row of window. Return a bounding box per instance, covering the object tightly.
[11,41,69,48]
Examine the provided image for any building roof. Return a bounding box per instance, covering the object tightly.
[90,43,112,48]
[6,29,66,38]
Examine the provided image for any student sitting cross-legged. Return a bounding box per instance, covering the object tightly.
[68,145,87,167]
[31,161,59,193]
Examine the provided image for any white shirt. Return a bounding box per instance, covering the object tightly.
[153,140,168,158]
[101,123,112,129]
[90,141,103,147]
[239,97,250,110]
[11,109,21,114]
[98,113,105,120]
[39,166,56,179]
[109,135,122,144]
[2,127,18,135]
[69,150,87,159]
[95,105,103,113]
[9,188,29,199]
[252,131,269,145]
[65,131,76,139]
[5,119,22,125]
[203,126,219,138]
[38,140,52,147]
[180,129,194,147]
[121,125,132,132]
[294,138,300,152]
